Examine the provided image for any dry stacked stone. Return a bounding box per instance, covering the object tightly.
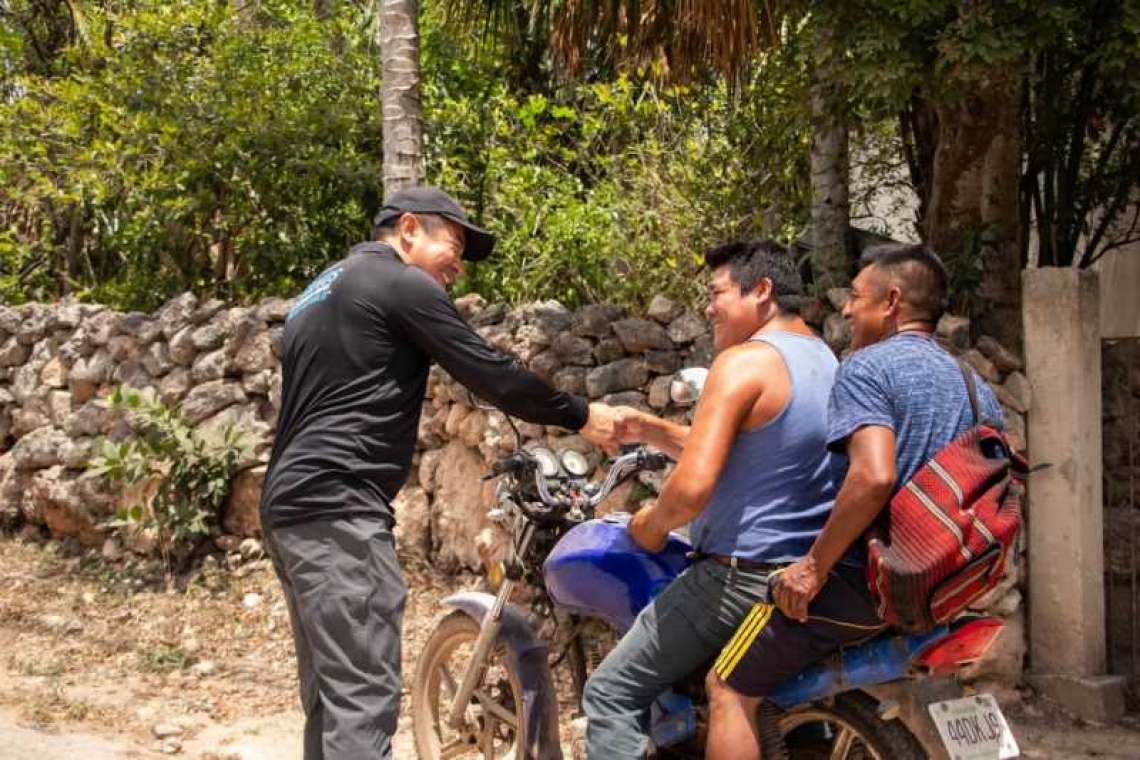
[0,291,1033,687]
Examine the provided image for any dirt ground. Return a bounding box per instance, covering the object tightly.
[1,528,1139,759]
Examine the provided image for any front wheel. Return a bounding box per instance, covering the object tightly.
[773,691,926,760]
[412,610,528,759]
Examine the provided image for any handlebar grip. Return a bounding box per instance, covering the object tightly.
[490,453,529,476]
[640,451,671,471]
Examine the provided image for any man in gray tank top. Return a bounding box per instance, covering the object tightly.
[581,240,880,760]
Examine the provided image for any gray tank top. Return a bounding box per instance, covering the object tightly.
[690,331,844,562]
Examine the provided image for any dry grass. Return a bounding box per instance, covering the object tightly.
[0,526,478,750]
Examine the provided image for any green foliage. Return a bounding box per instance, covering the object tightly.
[1,0,813,312]
[137,644,196,673]
[423,20,813,308]
[1,0,382,309]
[2,0,1137,316]
[822,0,1140,268]
[1022,0,1140,267]
[86,386,258,558]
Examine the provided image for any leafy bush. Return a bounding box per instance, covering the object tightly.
[1,0,382,309]
[423,23,814,309]
[0,0,814,312]
[86,386,259,563]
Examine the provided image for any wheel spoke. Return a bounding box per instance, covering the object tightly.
[828,725,857,760]
[482,715,496,758]
[438,663,458,695]
[473,688,520,729]
[441,736,476,759]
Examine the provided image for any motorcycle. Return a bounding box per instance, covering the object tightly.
[411,370,1020,760]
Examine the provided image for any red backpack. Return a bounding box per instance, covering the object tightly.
[866,362,1026,634]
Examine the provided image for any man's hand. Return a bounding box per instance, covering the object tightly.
[580,402,620,455]
[613,406,646,445]
[772,556,825,623]
[628,505,668,553]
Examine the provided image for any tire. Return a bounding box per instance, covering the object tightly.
[412,610,528,759]
[774,691,926,760]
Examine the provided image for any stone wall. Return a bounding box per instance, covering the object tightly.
[0,290,1031,684]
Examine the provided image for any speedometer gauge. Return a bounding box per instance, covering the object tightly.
[560,449,590,477]
[532,448,561,478]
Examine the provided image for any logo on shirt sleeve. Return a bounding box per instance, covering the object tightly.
[287,266,344,321]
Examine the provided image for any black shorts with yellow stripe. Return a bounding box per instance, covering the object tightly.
[713,564,886,697]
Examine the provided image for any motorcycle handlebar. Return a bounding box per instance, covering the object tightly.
[491,448,671,515]
[581,449,669,508]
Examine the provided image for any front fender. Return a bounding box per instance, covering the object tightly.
[442,592,563,760]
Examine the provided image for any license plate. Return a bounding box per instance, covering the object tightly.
[928,693,1020,759]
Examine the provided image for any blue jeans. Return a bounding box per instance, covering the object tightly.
[582,559,771,760]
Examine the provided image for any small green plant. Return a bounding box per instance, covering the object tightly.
[87,386,258,565]
[137,644,196,674]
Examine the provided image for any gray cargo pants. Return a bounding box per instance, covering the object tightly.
[264,516,407,760]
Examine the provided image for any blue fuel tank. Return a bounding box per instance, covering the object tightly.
[543,515,693,632]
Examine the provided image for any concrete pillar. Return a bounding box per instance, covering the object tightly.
[1022,268,1125,721]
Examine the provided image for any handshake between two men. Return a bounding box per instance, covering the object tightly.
[577,403,684,461]
[577,402,690,554]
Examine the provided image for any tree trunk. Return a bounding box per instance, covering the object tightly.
[922,78,1023,351]
[809,82,850,290]
[808,21,850,290]
[380,0,423,195]
[61,201,82,297]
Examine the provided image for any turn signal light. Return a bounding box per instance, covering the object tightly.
[487,561,506,592]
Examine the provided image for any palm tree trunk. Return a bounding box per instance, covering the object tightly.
[810,83,850,289]
[808,21,850,290]
[380,0,424,195]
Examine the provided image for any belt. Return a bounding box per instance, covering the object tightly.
[689,552,782,572]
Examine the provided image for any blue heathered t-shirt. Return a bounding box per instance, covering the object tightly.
[827,332,1004,492]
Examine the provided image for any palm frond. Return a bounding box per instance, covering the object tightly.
[443,0,788,85]
[551,0,783,83]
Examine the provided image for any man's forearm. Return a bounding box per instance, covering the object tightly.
[643,471,709,536]
[806,471,892,575]
[636,415,689,460]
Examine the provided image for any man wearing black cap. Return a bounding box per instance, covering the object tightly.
[260,186,618,760]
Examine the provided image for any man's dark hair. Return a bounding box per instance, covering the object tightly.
[858,243,949,323]
[704,239,804,313]
[372,212,448,241]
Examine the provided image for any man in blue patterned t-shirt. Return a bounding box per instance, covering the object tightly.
[704,244,1003,760]
[775,243,1002,619]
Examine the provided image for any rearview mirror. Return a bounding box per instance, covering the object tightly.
[669,368,709,407]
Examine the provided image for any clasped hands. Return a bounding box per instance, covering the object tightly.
[582,405,669,552]
[578,403,648,456]
[585,404,829,617]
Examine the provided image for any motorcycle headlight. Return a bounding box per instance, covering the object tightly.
[532,447,561,479]
[561,449,590,477]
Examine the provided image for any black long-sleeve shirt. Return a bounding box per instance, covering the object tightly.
[260,243,588,528]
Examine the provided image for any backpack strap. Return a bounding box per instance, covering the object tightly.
[955,359,981,426]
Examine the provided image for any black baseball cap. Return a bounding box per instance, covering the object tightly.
[372,186,496,262]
